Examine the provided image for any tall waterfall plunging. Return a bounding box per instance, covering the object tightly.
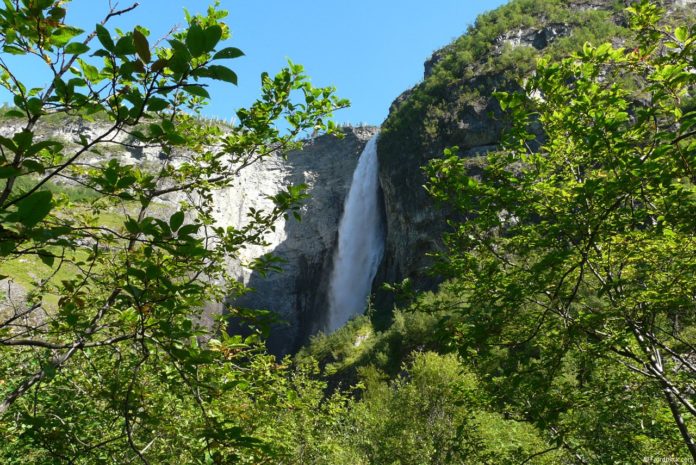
[326,134,385,333]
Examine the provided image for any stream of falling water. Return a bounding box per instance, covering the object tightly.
[326,134,385,333]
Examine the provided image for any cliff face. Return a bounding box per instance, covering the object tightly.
[219,127,378,355]
[374,0,694,313]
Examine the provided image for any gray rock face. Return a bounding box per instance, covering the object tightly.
[494,23,570,51]
[376,69,517,310]
[221,127,379,355]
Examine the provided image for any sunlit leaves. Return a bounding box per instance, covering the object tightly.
[427,2,696,459]
[77,58,101,83]
[50,25,83,47]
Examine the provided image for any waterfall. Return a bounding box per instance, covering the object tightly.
[326,134,385,333]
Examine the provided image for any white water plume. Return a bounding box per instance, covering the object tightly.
[326,134,385,333]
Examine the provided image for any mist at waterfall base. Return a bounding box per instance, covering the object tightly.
[326,135,385,333]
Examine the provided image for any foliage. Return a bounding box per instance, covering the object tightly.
[427,0,696,460]
[298,282,468,381]
[0,1,347,463]
[274,351,560,465]
[347,352,555,465]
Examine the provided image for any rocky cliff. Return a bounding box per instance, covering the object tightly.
[373,0,695,317]
[219,127,378,355]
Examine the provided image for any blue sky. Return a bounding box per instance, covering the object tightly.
[2,0,507,126]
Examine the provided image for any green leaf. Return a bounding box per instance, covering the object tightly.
[186,23,205,57]
[151,58,168,73]
[206,65,238,85]
[115,35,136,56]
[165,132,186,145]
[78,59,100,83]
[131,59,146,74]
[169,52,190,74]
[0,165,21,178]
[29,0,53,10]
[26,140,63,158]
[170,211,185,231]
[51,26,83,47]
[148,123,164,137]
[13,130,33,151]
[124,218,140,234]
[147,97,169,112]
[65,42,89,55]
[582,41,593,56]
[39,253,55,268]
[183,85,210,99]
[595,42,612,57]
[26,98,42,116]
[48,6,66,20]
[4,109,25,118]
[3,45,25,55]
[213,47,244,60]
[21,159,45,174]
[0,136,17,152]
[203,25,222,52]
[9,191,53,228]
[178,223,200,237]
[133,29,151,63]
[169,39,191,60]
[675,26,688,43]
[95,24,114,51]
[0,238,15,257]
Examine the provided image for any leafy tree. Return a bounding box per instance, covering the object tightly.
[427,0,696,461]
[0,0,346,463]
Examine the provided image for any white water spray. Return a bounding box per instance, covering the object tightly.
[326,134,385,333]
